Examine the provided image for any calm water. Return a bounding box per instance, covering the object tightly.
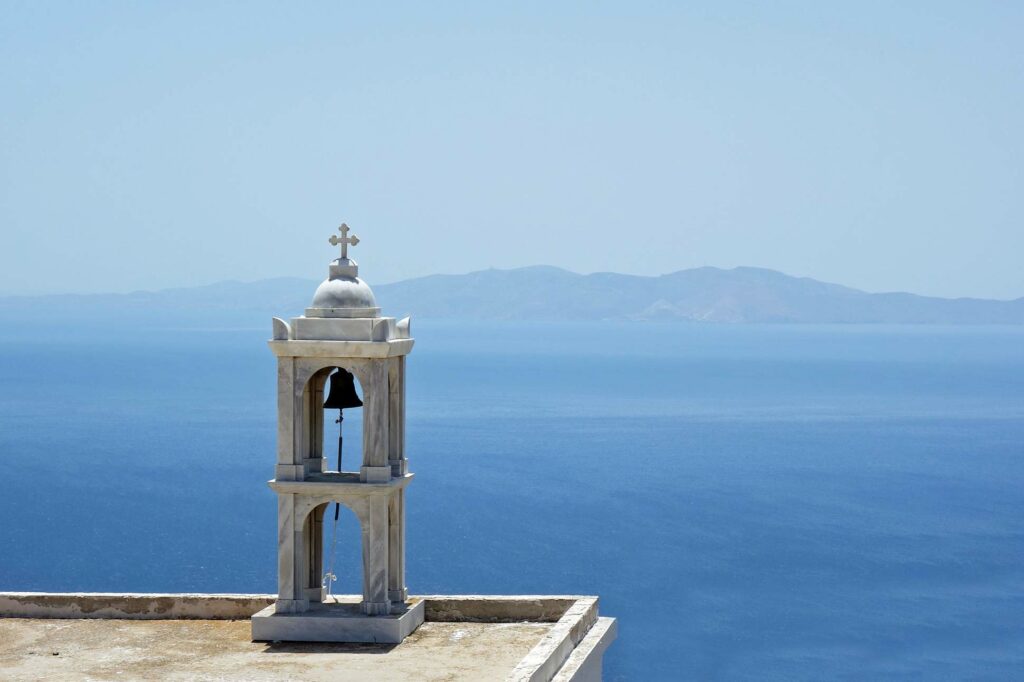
[2,321,1023,680]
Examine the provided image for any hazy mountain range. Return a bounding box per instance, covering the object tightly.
[2,266,1022,326]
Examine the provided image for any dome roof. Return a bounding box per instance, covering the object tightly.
[311,274,377,309]
[305,256,381,318]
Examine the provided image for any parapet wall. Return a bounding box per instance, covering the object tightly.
[0,592,585,622]
[0,592,274,620]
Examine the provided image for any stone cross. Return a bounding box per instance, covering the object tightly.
[329,223,360,259]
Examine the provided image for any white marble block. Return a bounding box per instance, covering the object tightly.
[252,597,425,644]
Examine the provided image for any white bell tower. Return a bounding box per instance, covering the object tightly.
[251,223,423,643]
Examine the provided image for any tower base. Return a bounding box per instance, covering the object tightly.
[251,597,424,644]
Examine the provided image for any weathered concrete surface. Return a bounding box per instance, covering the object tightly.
[0,594,615,679]
[0,618,551,682]
[509,598,598,682]
[0,593,274,620]
[552,618,618,682]
[423,595,582,623]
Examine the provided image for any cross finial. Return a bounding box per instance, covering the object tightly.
[328,223,360,259]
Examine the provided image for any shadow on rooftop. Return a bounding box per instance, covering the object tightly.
[260,641,397,655]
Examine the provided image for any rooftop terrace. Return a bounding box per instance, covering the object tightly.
[0,593,616,682]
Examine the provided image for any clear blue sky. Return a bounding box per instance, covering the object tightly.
[2,2,1022,298]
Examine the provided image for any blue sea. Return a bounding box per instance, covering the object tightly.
[2,321,1023,680]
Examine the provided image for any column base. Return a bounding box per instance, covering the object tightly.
[252,597,424,644]
[360,465,392,483]
[361,600,391,616]
[273,598,309,614]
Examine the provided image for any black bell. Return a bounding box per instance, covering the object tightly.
[323,369,363,410]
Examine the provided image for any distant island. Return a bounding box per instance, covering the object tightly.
[2,265,1022,326]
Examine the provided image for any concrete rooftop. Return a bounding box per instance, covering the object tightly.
[0,593,616,681]
[0,618,550,681]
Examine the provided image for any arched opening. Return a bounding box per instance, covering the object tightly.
[312,501,364,600]
[301,365,365,477]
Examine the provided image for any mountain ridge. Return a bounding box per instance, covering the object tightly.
[1,265,1022,325]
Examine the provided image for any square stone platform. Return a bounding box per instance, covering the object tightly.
[251,595,425,643]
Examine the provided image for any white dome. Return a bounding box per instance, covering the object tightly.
[304,256,381,318]
[311,275,378,309]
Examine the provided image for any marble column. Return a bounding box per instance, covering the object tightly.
[357,499,391,615]
[360,360,390,483]
[388,489,407,602]
[275,493,309,614]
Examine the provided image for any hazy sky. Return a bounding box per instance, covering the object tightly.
[2,2,1022,298]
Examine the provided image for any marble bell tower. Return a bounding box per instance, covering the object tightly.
[251,223,423,643]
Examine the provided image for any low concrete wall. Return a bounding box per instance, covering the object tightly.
[552,617,618,682]
[0,593,585,623]
[0,592,275,620]
[421,595,581,623]
[508,598,599,682]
